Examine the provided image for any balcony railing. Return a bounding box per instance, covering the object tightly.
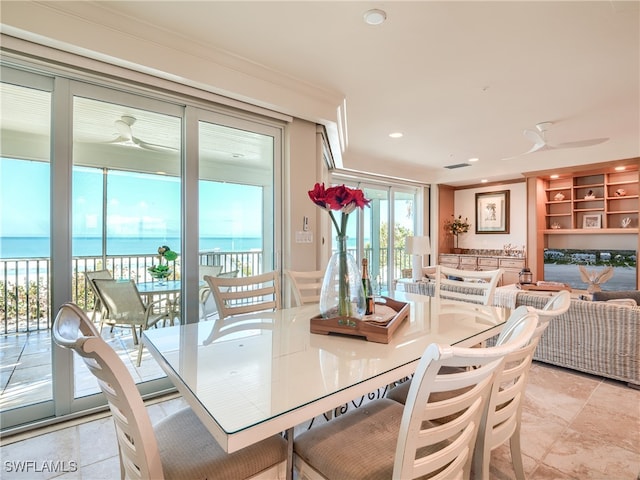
[1,247,411,335]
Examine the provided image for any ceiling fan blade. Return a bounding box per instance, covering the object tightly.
[103,135,134,145]
[134,137,178,152]
[501,142,548,161]
[523,128,545,146]
[550,137,609,149]
[502,129,547,160]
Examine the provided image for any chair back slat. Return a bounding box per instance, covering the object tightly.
[393,310,538,480]
[286,269,324,306]
[205,271,280,320]
[472,302,552,479]
[199,269,239,320]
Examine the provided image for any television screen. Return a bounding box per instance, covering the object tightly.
[543,249,637,291]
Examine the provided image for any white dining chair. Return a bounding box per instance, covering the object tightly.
[204,271,280,320]
[526,289,571,330]
[285,269,324,306]
[198,266,231,320]
[388,295,570,480]
[293,310,539,480]
[52,303,287,480]
[473,290,572,479]
[435,265,503,305]
[387,304,533,404]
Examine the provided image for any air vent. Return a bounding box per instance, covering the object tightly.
[444,163,471,169]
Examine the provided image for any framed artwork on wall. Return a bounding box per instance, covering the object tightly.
[476,190,510,234]
[582,214,602,229]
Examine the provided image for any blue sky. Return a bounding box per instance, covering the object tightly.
[1,158,262,238]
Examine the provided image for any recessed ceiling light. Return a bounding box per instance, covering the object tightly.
[550,174,560,179]
[615,166,626,171]
[481,179,488,183]
[363,9,386,25]
[389,132,403,138]
[468,158,479,163]
[232,153,245,158]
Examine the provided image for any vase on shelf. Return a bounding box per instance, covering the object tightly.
[319,235,365,325]
[452,234,462,254]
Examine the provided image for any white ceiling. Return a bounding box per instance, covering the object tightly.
[2,1,639,186]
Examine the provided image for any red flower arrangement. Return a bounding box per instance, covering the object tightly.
[308,183,370,235]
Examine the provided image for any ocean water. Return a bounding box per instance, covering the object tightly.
[0,236,262,259]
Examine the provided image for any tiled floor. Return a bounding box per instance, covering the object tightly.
[1,362,639,479]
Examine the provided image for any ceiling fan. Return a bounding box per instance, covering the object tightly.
[503,121,608,160]
[106,115,177,152]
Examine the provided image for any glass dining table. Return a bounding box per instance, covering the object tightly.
[142,291,510,480]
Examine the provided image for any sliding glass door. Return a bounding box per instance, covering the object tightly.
[197,115,280,280]
[71,91,183,399]
[0,69,54,426]
[331,178,422,294]
[0,62,283,432]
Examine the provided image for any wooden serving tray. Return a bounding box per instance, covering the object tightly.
[310,296,410,344]
[517,283,572,292]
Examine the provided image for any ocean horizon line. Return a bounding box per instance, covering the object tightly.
[1,235,263,259]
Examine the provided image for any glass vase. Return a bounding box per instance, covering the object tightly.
[319,235,365,325]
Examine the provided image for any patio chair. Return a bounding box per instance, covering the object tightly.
[84,269,113,322]
[285,269,324,306]
[204,271,280,321]
[435,265,503,305]
[92,279,171,366]
[293,310,539,480]
[52,303,287,480]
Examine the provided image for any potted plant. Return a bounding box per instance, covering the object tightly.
[148,245,178,285]
[445,215,470,254]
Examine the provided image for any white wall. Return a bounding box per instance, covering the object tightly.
[453,182,527,251]
[285,119,322,272]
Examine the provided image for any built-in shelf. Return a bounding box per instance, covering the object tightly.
[528,160,639,290]
[543,170,638,230]
[543,228,639,235]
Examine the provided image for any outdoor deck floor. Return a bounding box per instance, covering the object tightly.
[1,324,167,412]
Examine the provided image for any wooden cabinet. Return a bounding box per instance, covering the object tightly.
[438,254,525,285]
[458,256,477,271]
[439,254,459,268]
[498,258,526,285]
[477,257,499,270]
[543,169,639,233]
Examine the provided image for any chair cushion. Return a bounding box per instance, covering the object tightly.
[295,399,404,480]
[155,407,286,480]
